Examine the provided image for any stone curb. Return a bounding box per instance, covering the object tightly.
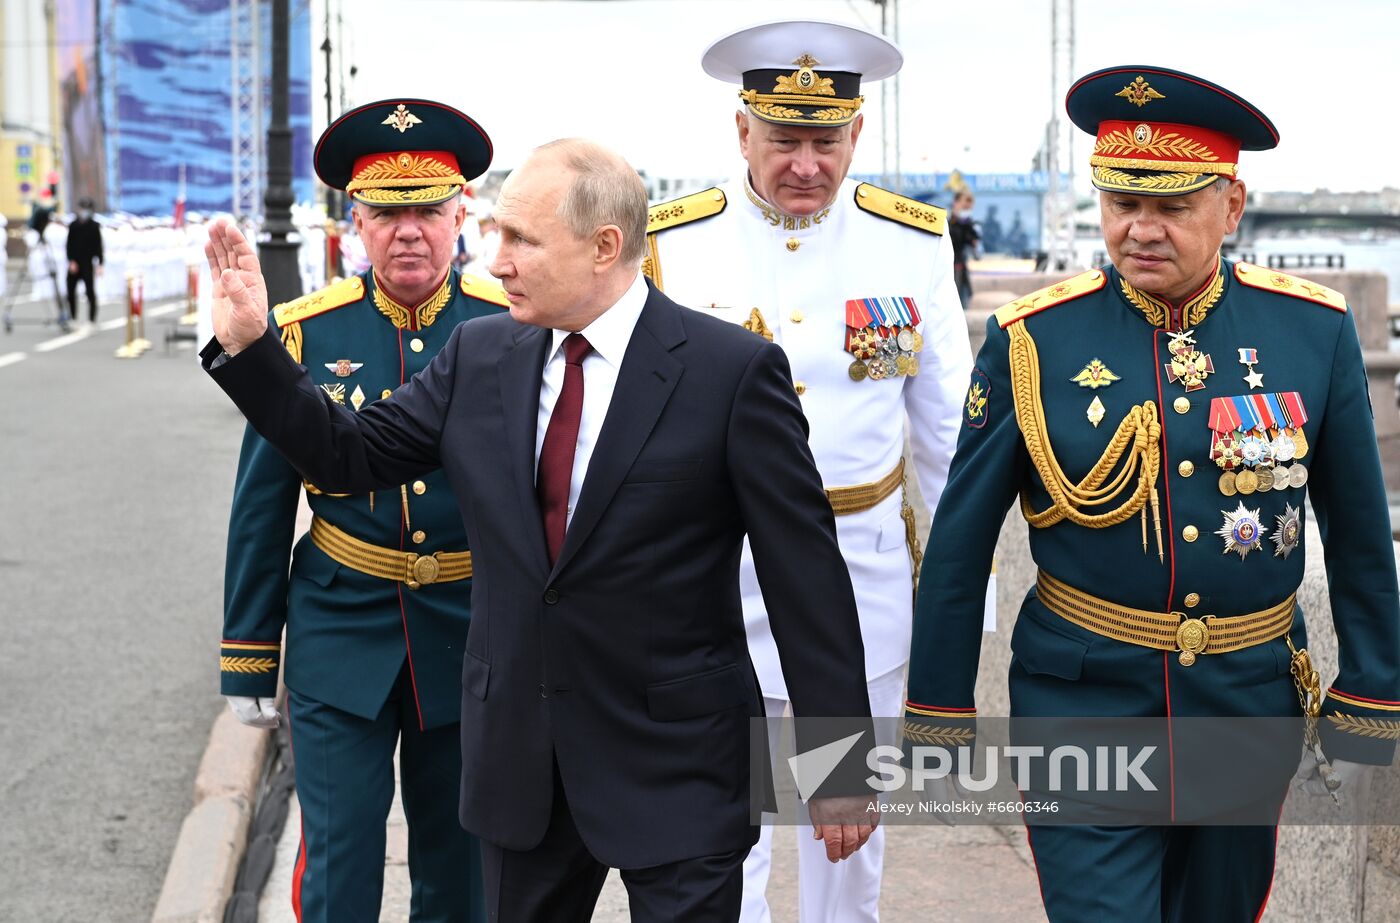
[151,709,273,923]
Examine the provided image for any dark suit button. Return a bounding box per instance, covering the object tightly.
[538,684,548,699]
[543,589,560,604]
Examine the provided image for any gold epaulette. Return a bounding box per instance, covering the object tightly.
[459,272,510,308]
[853,183,946,235]
[994,269,1107,328]
[1233,262,1347,312]
[644,188,727,290]
[647,188,727,235]
[272,275,365,328]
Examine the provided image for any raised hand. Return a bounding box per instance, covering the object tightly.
[205,218,270,355]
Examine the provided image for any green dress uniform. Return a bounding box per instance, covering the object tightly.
[221,269,506,921]
[904,66,1400,923]
[219,97,499,922]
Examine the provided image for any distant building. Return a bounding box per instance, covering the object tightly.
[53,0,313,216]
[853,172,1071,258]
[0,1,61,222]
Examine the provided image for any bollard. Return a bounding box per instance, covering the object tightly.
[115,271,151,358]
[180,263,199,326]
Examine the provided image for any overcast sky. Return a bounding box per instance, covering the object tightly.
[322,0,1397,194]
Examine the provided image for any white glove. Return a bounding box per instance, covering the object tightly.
[226,695,281,729]
[1293,745,1370,803]
[924,773,971,826]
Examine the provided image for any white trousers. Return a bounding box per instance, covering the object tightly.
[740,663,906,923]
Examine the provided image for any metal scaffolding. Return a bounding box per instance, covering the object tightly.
[1043,0,1077,270]
[231,0,264,219]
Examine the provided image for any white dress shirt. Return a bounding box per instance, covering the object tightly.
[534,271,649,529]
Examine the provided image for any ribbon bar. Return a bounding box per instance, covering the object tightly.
[1280,391,1308,428]
[1209,397,1243,434]
[845,298,874,328]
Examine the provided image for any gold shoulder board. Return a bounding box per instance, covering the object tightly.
[272,275,365,328]
[1233,262,1346,313]
[647,188,727,234]
[460,272,510,308]
[853,183,947,235]
[994,269,1107,328]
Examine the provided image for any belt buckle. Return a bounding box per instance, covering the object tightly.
[1175,613,1211,666]
[405,553,441,589]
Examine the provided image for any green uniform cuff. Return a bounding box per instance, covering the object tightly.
[219,641,282,697]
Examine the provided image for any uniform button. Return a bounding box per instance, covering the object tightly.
[1173,396,1191,415]
[412,480,427,495]
[1182,525,1199,543]
[791,309,804,324]
[543,588,560,604]
[794,380,807,396]
[381,389,393,400]
[1178,460,1195,478]
[1184,592,1201,608]
[785,237,800,251]
[410,338,425,353]
[538,684,548,699]
[412,530,426,544]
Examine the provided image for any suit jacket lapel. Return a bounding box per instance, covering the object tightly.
[497,324,552,575]
[550,289,686,578]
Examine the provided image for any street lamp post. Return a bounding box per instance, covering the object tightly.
[260,0,302,306]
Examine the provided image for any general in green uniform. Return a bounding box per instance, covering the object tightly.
[904,66,1400,922]
[218,99,503,922]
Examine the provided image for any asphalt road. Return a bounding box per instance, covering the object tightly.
[0,289,243,920]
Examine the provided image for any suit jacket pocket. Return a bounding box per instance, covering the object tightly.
[1010,601,1089,681]
[646,663,748,721]
[623,457,702,484]
[462,650,491,701]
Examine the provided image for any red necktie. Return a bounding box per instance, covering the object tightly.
[537,333,592,565]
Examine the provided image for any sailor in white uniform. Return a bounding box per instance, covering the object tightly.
[644,19,980,922]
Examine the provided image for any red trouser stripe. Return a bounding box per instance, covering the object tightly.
[286,706,306,922]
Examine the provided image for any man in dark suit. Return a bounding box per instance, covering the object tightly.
[203,138,876,922]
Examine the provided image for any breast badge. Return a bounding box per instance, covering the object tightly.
[1218,502,1267,560]
[1071,358,1121,389]
[320,383,346,404]
[1086,395,1106,428]
[1273,503,1302,559]
[1238,348,1263,390]
[325,359,364,378]
[1164,330,1213,392]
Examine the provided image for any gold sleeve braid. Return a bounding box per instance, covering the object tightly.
[1007,322,1165,561]
[280,321,303,364]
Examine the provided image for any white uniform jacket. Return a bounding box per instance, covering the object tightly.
[647,176,974,699]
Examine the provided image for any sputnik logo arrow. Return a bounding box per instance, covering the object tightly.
[787,731,867,802]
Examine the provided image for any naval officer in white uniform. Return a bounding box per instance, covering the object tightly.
[643,20,978,922]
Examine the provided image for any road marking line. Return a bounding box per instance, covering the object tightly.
[0,352,27,369]
[34,328,93,352]
[99,303,180,332]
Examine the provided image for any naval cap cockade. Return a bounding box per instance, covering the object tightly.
[702,19,902,128]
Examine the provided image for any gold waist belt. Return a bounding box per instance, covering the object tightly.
[827,458,905,516]
[310,517,473,589]
[1035,571,1296,666]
